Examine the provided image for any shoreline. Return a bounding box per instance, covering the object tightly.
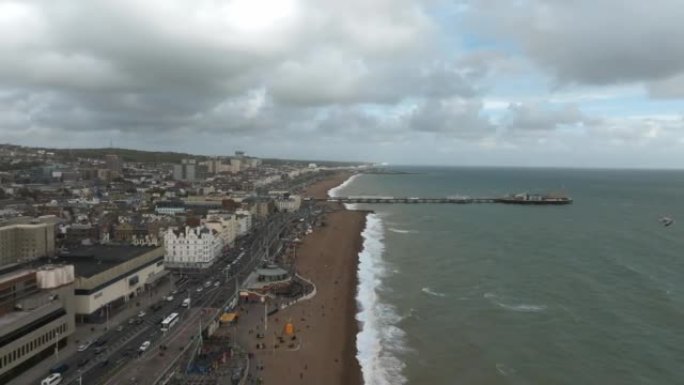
[240,171,365,385]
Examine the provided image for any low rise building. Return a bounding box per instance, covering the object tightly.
[0,265,75,383]
[43,245,166,323]
[275,195,302,213]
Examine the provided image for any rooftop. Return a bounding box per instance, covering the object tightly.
[38,245,159,278]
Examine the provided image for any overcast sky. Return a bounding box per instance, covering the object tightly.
[2,0,684,168]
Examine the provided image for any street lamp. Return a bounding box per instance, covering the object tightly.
[54,332,60,362]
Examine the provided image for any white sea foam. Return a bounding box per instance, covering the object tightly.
[328,173,361,197]
[388,227,417,234]
[497,303,547,313]
[484,292,546,313]
[356,213,407,385]
[421,287,447,297]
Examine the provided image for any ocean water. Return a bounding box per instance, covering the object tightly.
[330,167,684,385]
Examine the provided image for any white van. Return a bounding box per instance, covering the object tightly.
[41,373,62,385]
[181,298,191,308]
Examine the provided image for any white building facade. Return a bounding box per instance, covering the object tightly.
[235,210,253,236]
[163,226,222,269]
[275,195,302,212]
[203,214,238,250]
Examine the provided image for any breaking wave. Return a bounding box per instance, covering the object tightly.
[421,287,447,297]
[484,292,547,313]
[328,173,361,197]
[388,227,417,234]
[356,213,407,385]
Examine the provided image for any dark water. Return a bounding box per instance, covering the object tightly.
[337,167,684,385]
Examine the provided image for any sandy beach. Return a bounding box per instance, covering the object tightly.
[238,172,365,385]
[303,171,354,200]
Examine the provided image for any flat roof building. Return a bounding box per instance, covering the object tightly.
[0,266,75,383]
[0,218,56,265]
[42,245,166,323]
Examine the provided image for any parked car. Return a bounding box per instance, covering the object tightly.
[166,295,174,302]
[94,337,107,347]
[134,318,144,325]
[139,341,151,352]
[77,358,90,368]
[128,318,136,325]
[98,359,109,367]
[137,310,146,318]
[49,363,69,374]
[94,346,105,355]
[196,287,203,293]
[116,325,124,332]
[77,340,92,352]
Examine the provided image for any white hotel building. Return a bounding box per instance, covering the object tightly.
[163,226,223,269]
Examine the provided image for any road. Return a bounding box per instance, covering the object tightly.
[56,207,320,385]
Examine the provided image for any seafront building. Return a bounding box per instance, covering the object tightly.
[163,226,223,269]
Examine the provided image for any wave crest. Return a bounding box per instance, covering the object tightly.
[328,174,361,197]
[356,213,407,385]
[484,292,547,313]
[388,227,417,234]
[421,287,447,297]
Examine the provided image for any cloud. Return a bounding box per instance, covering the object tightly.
[408,98,494,137]
[504,103,590,132]
[1,0,684,167]
[471,0,684,85]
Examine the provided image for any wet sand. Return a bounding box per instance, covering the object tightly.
[241,172,365,385]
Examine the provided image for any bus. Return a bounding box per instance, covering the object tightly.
[160,312,179,332]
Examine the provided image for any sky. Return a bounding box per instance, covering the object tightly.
[1,0,684,168]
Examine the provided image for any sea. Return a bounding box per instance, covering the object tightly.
[328,167,684,385]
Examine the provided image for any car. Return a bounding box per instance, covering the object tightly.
[77,358,90,368]
[139,341,151,352]
[196,287,203,293]
[40,373,62,385]
[134,318,144,325]
[98,359,109,367]
[166,295,174,302]
[94,337,107,347]
[204,281,212,288]
[150,303,163,311]
[128,318,136,325]
[137,310,146,318]
[170,290,178,295]
[49,363,69,374]
[77,340,92,352]
[116,325,124,332]
[213,281,220,287]
[94,346,105,355]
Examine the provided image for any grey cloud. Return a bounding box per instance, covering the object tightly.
[408,98,494,137]
[471,0,684,85]
[504,103,590,132]
[648,74,684,99]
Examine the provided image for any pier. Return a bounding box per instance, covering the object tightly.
[311,195,572,205]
